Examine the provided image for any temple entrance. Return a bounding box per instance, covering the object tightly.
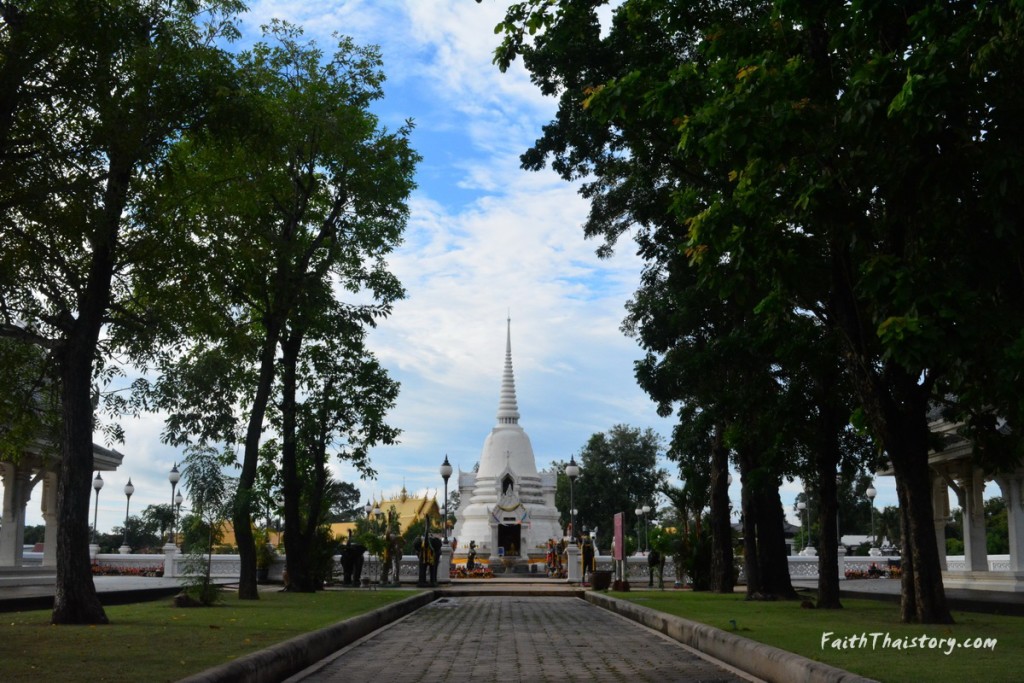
[498,523,521,557]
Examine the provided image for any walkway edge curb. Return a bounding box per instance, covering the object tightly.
[585,592,879,683]
[176,591,436,683]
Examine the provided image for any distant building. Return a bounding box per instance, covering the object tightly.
[329,487,440,541]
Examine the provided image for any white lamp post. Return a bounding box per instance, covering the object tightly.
[565,457,580,545]
[634,506,643,554]
[440,455,453,545]
[174,491,183,548]
[120,478,134,553]
[866,485,880,556]
[642,504,651,553]
[92,472,104,544]
[168,463,180,545]
[797,500,807,554]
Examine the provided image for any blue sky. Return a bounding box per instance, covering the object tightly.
[21,1,906,534]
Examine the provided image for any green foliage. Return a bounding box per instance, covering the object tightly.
[985,498,1009,555]
[179,443,237,604]
[1,0,245,623]
[254,529,276,570]
[493,0,1024,622]
[309,525,341,586]
[647,526,678,559]
[178,553,224,606]
[556,425,667,551]
[0,340,59,461]
[137,19,415,595]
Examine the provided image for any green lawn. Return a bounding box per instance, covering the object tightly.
[0,589,417,683]
[618,590,1022,683]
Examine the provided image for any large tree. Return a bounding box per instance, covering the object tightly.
[278,321,400,591]
[557,425,667,552]
[144,21,416,599]
[0,0,241,624]
[496,0,1024,623]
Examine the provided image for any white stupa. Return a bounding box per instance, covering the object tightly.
[451,318,562,562]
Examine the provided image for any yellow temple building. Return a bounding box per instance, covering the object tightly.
[212,487,440,549]
[329,487,441,541]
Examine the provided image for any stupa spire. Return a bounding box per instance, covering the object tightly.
[496,316,520,426]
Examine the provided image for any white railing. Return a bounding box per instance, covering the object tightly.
[43,549,1015,584]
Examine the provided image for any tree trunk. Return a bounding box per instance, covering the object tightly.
[757,483,798,600]
[737,452,762,598]
[51,153,128,624]
[52,340,107,624]
[815,462,841,608]
[709,425,734,593]
[885,393,953,624]
[830,246,952,623]
[235,323,282,600]
[279,330,316,592]
[815,365,844,609]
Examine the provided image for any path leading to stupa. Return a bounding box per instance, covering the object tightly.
[286,595,761,683]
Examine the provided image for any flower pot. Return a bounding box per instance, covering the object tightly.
[591,570,612,591]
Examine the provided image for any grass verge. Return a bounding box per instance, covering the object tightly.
[0,588,417,682]
[617,589,1022,683]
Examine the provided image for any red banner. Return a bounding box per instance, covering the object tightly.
[613,511,625,561]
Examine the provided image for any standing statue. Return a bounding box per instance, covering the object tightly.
[381,530,395,585]
[414,518,435,587]
[428,532,443,585]
[581,535,595,583]
[648,548,664,588]
[466,540,477,571]
[388,532,403,586]
[340,531,366,586]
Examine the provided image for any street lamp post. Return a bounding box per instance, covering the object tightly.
[174,491,183,548]
[92,472,104,544]
[642,504,651,553]
[121,478,134,551]
[168,463,180,545]
[866,485,879,555]
[440,455,453,546]
[797,500,807,554]
[565,457,580,545]
[634,506,643,554]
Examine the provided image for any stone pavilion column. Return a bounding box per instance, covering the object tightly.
[40,471,58,567]
[994,473,1024,572]
[957,467,989,572]
[0,463,31,567]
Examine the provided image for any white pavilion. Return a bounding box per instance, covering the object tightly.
[451,319,562,565]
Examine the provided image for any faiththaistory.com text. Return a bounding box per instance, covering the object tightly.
[821,631,997,656]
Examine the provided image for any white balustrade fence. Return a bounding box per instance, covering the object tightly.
[26,550,1009,585]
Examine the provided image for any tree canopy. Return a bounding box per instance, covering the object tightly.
[2,3,414,617]
[495,0,1024,623]
[0,0,243,624]
[557,424,667,552]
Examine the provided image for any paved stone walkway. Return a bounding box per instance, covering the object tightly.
[288,595,758,683]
